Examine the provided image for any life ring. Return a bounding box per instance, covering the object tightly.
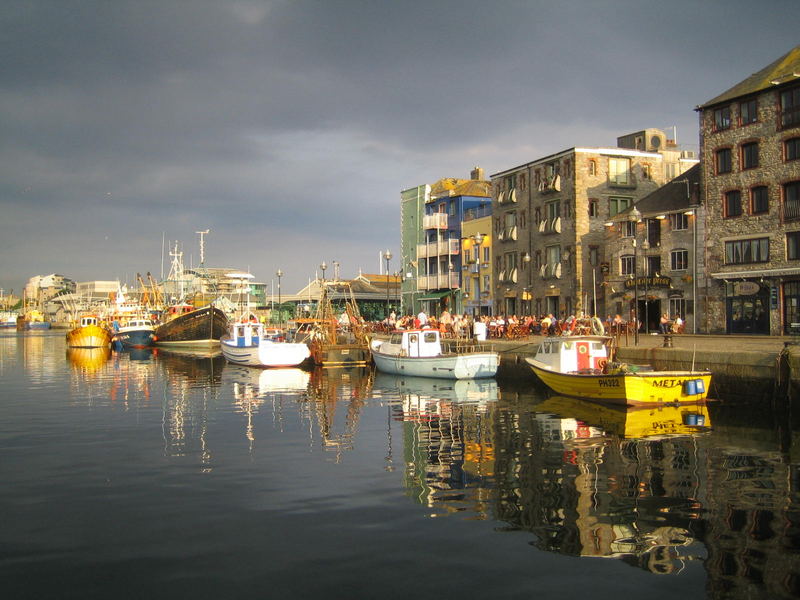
[591,316,605,336]
[597,358,608,373]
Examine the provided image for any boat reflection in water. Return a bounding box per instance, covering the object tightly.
[301,367,373,460]
[222,365,311,447]
[66,346,112,373]
[535,395,712,439]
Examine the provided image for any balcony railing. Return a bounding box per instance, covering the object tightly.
[417,273,460,290]
[785,199,800,221]
[423,213,448,230]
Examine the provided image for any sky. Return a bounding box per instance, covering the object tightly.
[1,0,798,296]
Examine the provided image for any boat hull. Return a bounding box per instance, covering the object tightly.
[66,324,112,349]
[372,350,499,379]
[221,338,311,368]
[527,358,712,405]
[114,328,156,348]
[155,306,228,347]
[309,342,371,367]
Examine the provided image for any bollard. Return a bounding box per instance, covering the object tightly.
[663,334,673,348]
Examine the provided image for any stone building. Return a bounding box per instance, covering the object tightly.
[490,130,696,318]
[697,45,800,334]
[603,164,704,333]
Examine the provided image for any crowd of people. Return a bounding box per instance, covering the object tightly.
[376,309,685,339]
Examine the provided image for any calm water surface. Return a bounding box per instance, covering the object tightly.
[1,332,798,599]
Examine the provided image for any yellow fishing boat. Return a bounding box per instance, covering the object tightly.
[66,315,112,349]
[537,395,711,439]
[525,335,711,405]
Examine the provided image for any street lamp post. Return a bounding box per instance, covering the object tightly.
[276,268,283,323]
[384,250,392,319]
[629,207,642,345]
[320,261,327,281]
[641,240,650,333]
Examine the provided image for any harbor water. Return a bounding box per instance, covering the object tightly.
[2,331,799,599]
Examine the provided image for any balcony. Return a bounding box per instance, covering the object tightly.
[423,213,448,230]
[417,273,460,290]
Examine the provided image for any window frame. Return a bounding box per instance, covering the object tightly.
[671,249,688,271]
[725,189,743,218]
[714,105,731,131]
[620,254,635,276]
[725,238,769,265]
[669,213,688,231]
[740,99,757,125]
[751,186,769,215]
[716,147,732,174]
[741,142,759,170]
[609,196,632,217]
[608,157,631,186]
[786,137,800,162]
[787,231,800,261]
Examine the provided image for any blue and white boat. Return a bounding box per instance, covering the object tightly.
[221,317,310,368]
[112,317,156,349]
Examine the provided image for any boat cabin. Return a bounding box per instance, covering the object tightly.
[232,321,264,347]
[386,329,444,358]
[534,336,609,374]
[80,316,100,328]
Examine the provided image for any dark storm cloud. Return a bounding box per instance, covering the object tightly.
[0,0,798,292]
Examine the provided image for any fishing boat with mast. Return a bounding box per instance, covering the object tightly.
[295,280,371,367]
[154,237,228,348]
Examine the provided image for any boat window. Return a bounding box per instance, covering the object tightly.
[424,332,437,343]
[390,333,403,344]
[592,342,604,351]
[563,342,572,350]
[409,334,418,344]
[237,326,245,337]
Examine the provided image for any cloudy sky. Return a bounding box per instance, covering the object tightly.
[1,0,797,295]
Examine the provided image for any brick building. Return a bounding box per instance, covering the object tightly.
[697,45,800,334]
[490,130,696,318]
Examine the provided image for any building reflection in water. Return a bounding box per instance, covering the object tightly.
[378,374,498,519]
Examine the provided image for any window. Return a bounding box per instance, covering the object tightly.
[589,246,599,266]
[716,148,732,174]
[725,238,769,264]
[780,85,800,129]
[786,138,800,161]
[588,160,596,176]
[609,196,632,216]
[646,255,661,276]
[751,186,769,215]
[622,221,636,237]
[621,254,635,276]
[546,245,561,273]
[669,298,687,321]
[448,200,456,216]
[670,213,688,230]
[740,99,757,125]
[741,142,759,170]
[725,190,742,217]
[786,181,800,221]
[609,158,631,185]
[589,198,598,217]
[788,231,800,260]
[545,200,560,231]
[714,106,731,131]
[671,249,688,271]
[483,246,489,263]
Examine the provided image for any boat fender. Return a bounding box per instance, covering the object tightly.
[596,358,608,373]
[590,317,605,336]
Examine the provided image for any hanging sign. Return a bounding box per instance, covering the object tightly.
[734,281,760,296]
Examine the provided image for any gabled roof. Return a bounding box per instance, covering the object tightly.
[619,164,701,218]
[430,177,491,198]
[697,45,800,109]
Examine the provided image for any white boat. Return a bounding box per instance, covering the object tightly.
[220,318,311,368]
[112,317,156,348]
[370,329,499,379]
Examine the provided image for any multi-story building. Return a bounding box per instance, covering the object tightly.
[696,45,800,334]
[490,130,697,318]
[400,183,430,316]
[403,169,492,317]
[460,208,493,316]
[602,164,704,332]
